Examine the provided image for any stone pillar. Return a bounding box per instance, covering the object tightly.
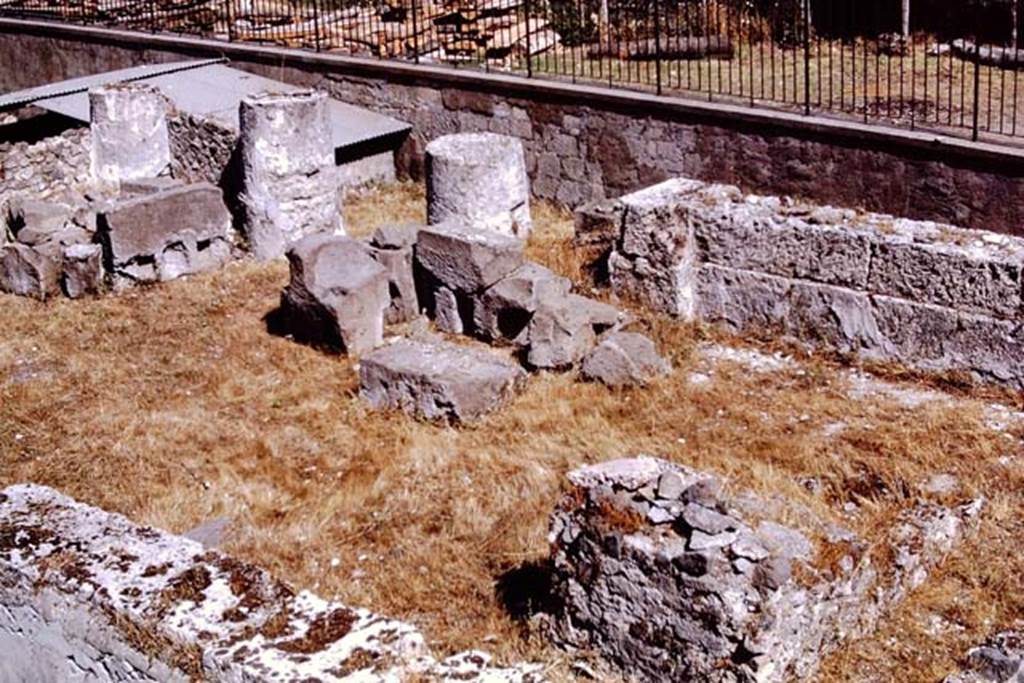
[88,83,171,187]
[239,90,342,261]
[425,132,532,238]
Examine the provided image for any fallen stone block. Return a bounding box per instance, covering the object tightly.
[945,631,1024,682]
[4,198,72,246]
[545,456,983,682]
[0,242,61,300]
[239,90,342,261]
[0,483,543,682]
[367,224,420,324]
[609,178,704,317]
[89,83,171,186]
[98,182,232,286]
[474,262,572,345]
[359,338,526,422]
[281,234,388,355]
[527,295,599,370]
[118,176,183,198]
[581,331,671,387]
[61,243,104,299]
[426,132,532,238]
[415,222,525,294]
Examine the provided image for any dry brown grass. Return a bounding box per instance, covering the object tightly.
[2,181,1023,680]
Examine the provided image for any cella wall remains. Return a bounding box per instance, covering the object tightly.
[0,483,542,682]
[579,177,1024,388]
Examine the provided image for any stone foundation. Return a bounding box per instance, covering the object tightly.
[545,456,983,682]
[588,178,1024,388]
[0,483,541,682]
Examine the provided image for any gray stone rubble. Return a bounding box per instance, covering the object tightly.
[0,483,542,682]
[587,176,1024,388]
[581,331,672,387]
[426,132,533,238]
[946,631,1024,682]
[359,338,527,422]
[545,456,983,682]
[239,90,343,261]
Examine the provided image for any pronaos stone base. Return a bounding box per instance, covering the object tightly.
[0,483,542,682]
[545,456,982,682]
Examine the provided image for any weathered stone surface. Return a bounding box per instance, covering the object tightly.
[89,83,171,185]
[609,178,703,317]
[527,295,600,369]
[546,456,983,683]
[573,197,624,248]
[367,225,420,324]
[433,284,467,334]
[426,132,532,238]
[581,331,670,387]
[474,262,572,345]
[98,182,232,285]
[118,176,183,198]
[281,234,388,354]
[359,338,526,421]
[869,219,1024,318]
[945,631,1024,683]
[5,198,72,246]
[415,221,525,294]
[61,243,103,299]
[239,90,342,261]
[693,192,873,289]
[0,242,61,300]
[0,483,542,683]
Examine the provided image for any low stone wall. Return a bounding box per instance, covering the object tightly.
[545,456,982,682]
[0,127,91,206]
[2,20,1024,237]
[0,483,540,682]
[586,178,1024,388]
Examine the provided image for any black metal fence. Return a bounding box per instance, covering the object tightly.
[3,0,1024,142]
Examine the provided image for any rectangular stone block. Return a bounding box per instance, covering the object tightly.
[359,339,526,422]
[0,242,62,300]
[868,219,1024,319]
[694,196,873,289]
[415,222,525,294]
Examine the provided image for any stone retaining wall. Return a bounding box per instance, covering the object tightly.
[589,178,1024,388]
[2,20,1024,237]
[0,127,91,206]
[0,483,540,682]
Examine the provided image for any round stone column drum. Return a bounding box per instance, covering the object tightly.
[425,132,533,238]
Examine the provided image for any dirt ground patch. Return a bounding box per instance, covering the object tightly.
[1,181,1022,680]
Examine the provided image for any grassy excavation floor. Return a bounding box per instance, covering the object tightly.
[2,182,1023,681]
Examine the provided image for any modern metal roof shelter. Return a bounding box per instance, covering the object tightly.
[0,59,411,157]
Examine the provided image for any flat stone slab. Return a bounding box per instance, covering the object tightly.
[0,483,542,682]
[415,221,525,294]
[359,339,527,422]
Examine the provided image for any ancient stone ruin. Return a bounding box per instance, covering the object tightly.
[544,456,983,682]
[426,132,532,238]
[0,484,541,682]
[239,90,344,261]
[580,177,1024,388]
[89,82,172,187]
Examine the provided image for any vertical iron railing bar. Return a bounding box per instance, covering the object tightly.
[652,0,661,95]
[803,0,810,115]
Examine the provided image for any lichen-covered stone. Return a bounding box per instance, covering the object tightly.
[546,456,983,682]
[945,631,1024,682]
[359,338,526,422]
[0,483,543,682]
[281,234,388,354]
[426,132,532,238]
[239,90,342,261]
[580,331,670,387]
